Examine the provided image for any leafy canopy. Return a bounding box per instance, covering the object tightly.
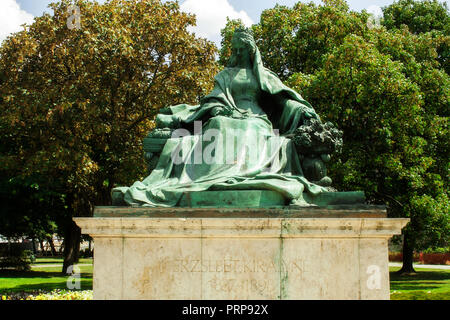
[0,0,219,221]
[382,0,449,34]
[220,0,449,251]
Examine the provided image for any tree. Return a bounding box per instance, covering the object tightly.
[0,176,64,242]
[220,0,449,274]
[382,0,450,74]
[380,0,450,273]
[0,0,218,273]
[293,33,449,274]
[382,0,449,34]
[229,0,368,80]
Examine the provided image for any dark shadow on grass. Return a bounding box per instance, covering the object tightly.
[1,270,93,278]
[0,270,64,279]
[33,261,64,265]
[6,279,92,292]
[32,258,92,266]
[390,270,450,281]
[390,282,442,291]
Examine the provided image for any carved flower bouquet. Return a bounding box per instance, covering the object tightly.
[292,119,343,157]
[291,119,343,186]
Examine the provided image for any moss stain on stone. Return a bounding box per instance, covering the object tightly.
[279,236,289,299]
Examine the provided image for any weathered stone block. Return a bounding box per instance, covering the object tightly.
[74,206,408,300]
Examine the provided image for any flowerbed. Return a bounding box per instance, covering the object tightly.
[1,289,93,300]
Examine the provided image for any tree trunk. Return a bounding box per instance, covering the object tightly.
[39,239,46,256]
[398,231,416,274]
[47,237,57,256]
[59,239,64,253]
[62,220,81,274]
[31,238,37,255]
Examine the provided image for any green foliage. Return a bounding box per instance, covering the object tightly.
[0,245,32,271]
[382,0,449,34]
[250,0,369,80]
[422,246,450,253]
[0,0,218,226]
[220,0,449,254]
[0,176,66,239]
[381,0,450,73]
[408,193,449,249]
[294,35,426,202]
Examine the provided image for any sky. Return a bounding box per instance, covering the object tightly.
[2,0,449,46]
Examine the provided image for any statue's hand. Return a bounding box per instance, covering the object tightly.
[155,114,181,129]
[159,107,172,115]
[286,99,321,122]
[302,106,320,122]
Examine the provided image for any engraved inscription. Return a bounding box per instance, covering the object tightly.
[135,256,307,297]
[208,276,269,294]
[156,256,304,274]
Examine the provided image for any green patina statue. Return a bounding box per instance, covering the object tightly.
[112,29,354,208]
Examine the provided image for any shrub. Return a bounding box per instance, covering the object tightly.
[79,248,93,258]
[0,244,32,271]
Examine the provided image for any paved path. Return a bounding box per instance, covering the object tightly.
[389,262,450,270]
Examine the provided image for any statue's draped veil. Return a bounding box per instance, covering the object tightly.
[229,29,313,115]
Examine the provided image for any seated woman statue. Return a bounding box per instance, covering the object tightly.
[112,28,329,207]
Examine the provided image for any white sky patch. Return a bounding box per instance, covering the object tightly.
[0,0,34,43]
[181,0,253,47]
[366,5,383,18]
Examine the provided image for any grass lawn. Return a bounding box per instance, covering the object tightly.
[0,257,93,294]
[389,266,450,300]
[1,260,449,300]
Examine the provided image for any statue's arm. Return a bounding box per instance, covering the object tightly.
[144,71,232,172]
[155,113,181,129]
[289,99,320,121]
[275,95,321,134]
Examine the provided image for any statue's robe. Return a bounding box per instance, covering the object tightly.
[114,52,326,207]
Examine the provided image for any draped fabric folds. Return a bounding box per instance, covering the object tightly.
[113,47,326,207]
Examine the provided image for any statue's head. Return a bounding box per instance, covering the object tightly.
[228,28,257,67]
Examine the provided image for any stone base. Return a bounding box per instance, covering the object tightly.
[74,207,408,300]
[179,190,366,208]
[113,190,367,208]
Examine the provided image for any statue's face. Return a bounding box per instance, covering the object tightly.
[231,37,252,66]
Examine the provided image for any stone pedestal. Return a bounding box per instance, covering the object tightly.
[74,206,409,300]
